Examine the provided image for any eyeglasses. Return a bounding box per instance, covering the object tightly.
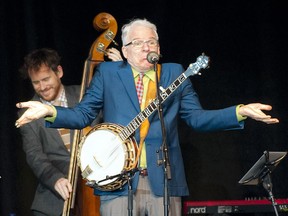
[124,39,159,48]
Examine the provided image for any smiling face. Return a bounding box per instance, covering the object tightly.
[122,25,160,72]
[29,64,63,102]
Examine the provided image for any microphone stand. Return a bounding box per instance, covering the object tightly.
[153,62,171,216]
[96,168,139,216]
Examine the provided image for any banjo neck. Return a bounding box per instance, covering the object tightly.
[118,53,209,142]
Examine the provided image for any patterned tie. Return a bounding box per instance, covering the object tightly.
[136,72,144,105]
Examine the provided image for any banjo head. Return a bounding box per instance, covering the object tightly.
[78,123,138,191]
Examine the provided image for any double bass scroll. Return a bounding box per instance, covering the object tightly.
[85,12,118,85]
[62,12,118,216]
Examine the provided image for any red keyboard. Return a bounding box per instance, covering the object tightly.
[183,199,288,215]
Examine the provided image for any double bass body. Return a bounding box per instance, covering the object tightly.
[62,12,118,216]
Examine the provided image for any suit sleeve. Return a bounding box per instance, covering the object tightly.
[178,74,244,131]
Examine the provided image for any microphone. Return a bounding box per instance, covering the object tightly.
[147,51,160,64]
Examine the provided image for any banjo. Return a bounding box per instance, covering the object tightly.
[77,53,209,191]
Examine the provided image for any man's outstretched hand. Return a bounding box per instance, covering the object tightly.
[15,101,55,128]
[238,103,279,124]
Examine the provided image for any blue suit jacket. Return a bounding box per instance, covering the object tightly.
[48,61,244,197]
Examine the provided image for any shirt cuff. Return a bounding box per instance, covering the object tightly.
[45,105,57,123]
[236,104,247,122]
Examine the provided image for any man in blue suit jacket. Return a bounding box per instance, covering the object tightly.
[16,19,279,216]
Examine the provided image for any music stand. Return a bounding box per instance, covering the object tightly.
[239,151,287,216]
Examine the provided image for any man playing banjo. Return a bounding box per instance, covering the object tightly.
[16,18,279,216]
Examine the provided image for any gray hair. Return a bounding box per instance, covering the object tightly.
[121,18,158,46]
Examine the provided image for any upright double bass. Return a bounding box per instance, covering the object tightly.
[62,12,118,216]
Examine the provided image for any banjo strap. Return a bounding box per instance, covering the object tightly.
[135,64,161,167]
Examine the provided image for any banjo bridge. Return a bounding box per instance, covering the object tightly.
[81,165,93,179]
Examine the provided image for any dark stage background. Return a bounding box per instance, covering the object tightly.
[1,1,288,215]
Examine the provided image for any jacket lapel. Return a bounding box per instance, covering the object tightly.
[117,63,140,112]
